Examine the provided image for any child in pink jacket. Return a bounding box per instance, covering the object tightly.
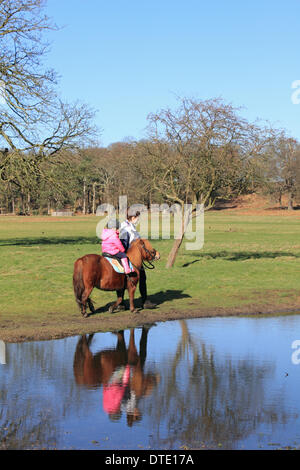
[101,219,135,276]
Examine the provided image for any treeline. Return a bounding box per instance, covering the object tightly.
[1,97,300,215]
[0,143,153,215]
[1,3,300,216]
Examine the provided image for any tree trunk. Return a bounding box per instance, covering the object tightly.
[92,182,96,215]
[166,236,184,268]
[27,192,31,214]
[83,178,86,215]
[21,193,25,214]
[166,204,191,268]
[87,189,90,214]
[287,191,294,211]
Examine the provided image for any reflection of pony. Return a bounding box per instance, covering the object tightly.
[73,239,160,317]
[73,327,160,425]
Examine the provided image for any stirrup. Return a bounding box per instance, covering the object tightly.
[127,271,137,277]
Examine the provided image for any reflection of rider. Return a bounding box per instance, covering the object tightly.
[73,328,160,425]
[121,389,142,427]
[119,210,156,310]
[102,365,131,418]
[102,366,144,426]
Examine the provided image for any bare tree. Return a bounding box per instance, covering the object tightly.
[0,0,97,186]
[262,134,300,210]
[138,97,270,267]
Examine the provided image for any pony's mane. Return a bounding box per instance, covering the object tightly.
[127,238,153,253]
[127,238,143,252]
[130,238,143,246]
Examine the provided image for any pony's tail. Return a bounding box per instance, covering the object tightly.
[73,259,84,309]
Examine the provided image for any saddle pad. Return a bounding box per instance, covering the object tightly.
[104,257,133,274]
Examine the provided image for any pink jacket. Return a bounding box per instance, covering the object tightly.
[102,365,130,414]
[101,228,125,255]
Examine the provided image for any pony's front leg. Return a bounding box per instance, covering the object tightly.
[109,291,124,313]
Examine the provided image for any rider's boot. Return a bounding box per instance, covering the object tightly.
[121,258,137,277]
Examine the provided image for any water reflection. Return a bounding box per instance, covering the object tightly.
[73,327,160,426]
[147,320,292,449]
[1,316,300,449]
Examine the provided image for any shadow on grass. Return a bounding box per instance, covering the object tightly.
[147,289,191,305]
[0,236,100,246]
[91,289,191,315]
[182,250,300,267]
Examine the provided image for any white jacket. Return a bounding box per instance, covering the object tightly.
[119,220,140,251]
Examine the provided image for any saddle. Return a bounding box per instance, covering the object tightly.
[102,252,133,274]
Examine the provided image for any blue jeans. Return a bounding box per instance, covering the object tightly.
[113,252,127,260]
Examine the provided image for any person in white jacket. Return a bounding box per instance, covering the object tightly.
[119,210,157,309]
[119,214,140,252]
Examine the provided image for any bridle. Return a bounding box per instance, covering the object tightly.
[140,240,157,270]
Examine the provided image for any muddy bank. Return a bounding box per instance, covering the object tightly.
[1,302,300,343]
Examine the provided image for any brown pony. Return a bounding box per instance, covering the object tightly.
[73,238,160,317]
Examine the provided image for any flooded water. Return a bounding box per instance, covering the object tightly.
[1,314,300,450]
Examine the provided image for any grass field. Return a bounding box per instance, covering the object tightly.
[0,211,300,342]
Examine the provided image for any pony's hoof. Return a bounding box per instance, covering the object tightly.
[116,304,126,311]
[108,305,115,313]
[131,309,138,314]
[82,313,89,318]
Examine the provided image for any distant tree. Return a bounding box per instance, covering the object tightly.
[76,147,119,213]
[262,134,300,210]
[137,97,271,267]
[0,0,97,188]
[106,142,152,207]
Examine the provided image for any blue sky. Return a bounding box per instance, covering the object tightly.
[44,0,300,147]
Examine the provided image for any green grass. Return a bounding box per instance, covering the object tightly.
[0,213,300,339]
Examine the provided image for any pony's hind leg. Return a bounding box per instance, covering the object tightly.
[81,286,93,318]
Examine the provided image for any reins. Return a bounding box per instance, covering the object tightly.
[140,240,157,270]
[129,240,157,272]
[142,259,155,269]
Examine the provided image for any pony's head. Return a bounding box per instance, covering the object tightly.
[139,238,160,262]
